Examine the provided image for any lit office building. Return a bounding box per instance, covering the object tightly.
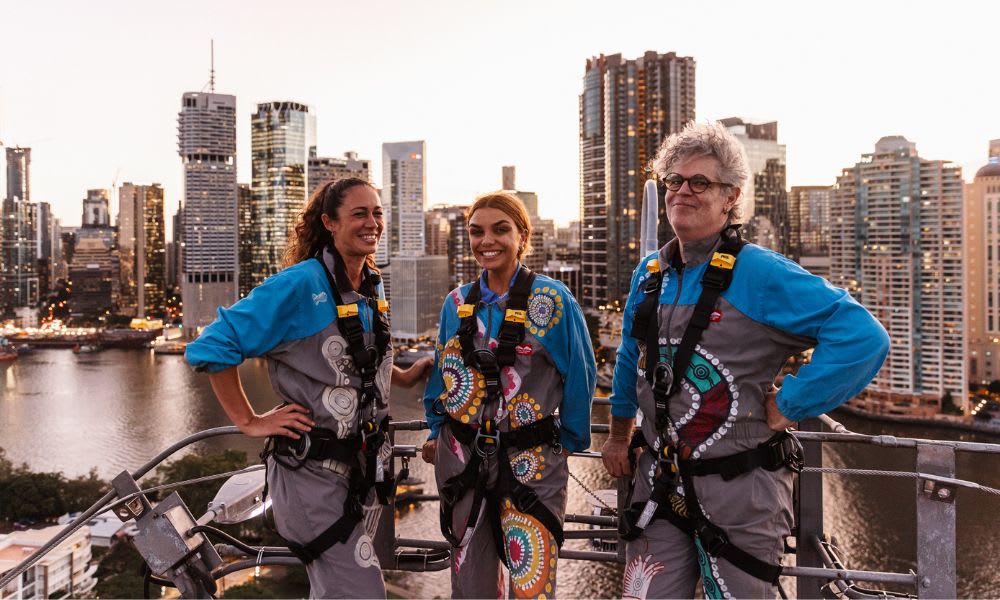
[720,118,789,256]
[178,91,238,336]
[965,140,1000,386]
[3,146,39,307]
[307,151,372,196]
[790,185,833,277]
[831,136,965,412]
[580,51,695,309]
[250,101,315,284]
[390,254,450,340]
[425,204,478,289]
[118,183,166,317]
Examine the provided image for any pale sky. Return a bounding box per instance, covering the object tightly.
[1,0,997,232]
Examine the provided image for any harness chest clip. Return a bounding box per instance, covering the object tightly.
[474,420,500,457]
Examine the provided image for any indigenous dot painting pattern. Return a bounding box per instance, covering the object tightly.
[437,337,486,423]
[501,500,557,599]
[649,339,739,460]
[526,287,563,337]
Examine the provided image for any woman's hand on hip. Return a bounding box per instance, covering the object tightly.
[240,403,315,439]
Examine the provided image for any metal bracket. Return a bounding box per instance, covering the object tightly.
[920,478,956,504]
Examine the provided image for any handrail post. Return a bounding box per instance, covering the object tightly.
[915,443,957,598]
[796,417,825,598]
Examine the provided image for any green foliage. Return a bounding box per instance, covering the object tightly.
[0,471,67,521]
[220,581,278,599]
[94,540,162,599]
[940,391,963,416]
[63,468,109,512]
[583,312,601,354]
[150,450,249,518]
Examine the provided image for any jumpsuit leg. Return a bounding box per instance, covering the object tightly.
[451,511,504,599]
[499,500,559,599]
[692,468,794,599]
[267,460,386,599]
[624,518,699,599]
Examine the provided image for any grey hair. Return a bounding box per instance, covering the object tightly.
[650,121,750,222]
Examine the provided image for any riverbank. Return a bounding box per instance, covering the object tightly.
[834,403,1000,437]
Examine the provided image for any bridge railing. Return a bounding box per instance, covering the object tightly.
[3,408,1000,599]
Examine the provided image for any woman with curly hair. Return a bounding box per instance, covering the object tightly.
[187,177,430,598]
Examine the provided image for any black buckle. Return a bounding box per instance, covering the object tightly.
[512,485,539,513]
[657,443,679,477]
[619,506,644,541]
[472,349,500,375]
[697,522,730,556]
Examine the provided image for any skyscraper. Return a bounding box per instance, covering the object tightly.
[965,141,1000,386]
[425,204,478,289]
[178,91,238,336]
[831,136,965,412]
[237,183,253,298]
[381,141,427,260]
[3,146,38,307]
[118,183,166,317]
[82,189,110,228]
[789,185,833,277]
[307,151,371,197]
[720,118,789,256]
[250,101,316,285]
[579,51,696,309]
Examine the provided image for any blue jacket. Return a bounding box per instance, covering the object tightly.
[611,234,889,459]
[422,271,597,453]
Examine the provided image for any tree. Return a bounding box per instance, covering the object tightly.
[989,380,1000,395]
[0,447,15,480]
[220,581,278,599]
[940,391,963,416]
[63,468,109,513]
[0,471,66,521]
[94,540,162,599]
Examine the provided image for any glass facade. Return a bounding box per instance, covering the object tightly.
[250,101,316,284]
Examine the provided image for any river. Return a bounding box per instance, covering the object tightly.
[1,349,998,597]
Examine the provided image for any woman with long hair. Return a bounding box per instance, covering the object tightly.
[187,177,431,598]
[420,192,596,598]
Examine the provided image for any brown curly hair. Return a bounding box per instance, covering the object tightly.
[283,177,380,270]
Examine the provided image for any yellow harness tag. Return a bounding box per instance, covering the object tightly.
[337,304,359,318]
[458,304,475,318]
[377,299,389,313]
[710,252,736,270]
[646,259,660,273]
[505,309,526,324]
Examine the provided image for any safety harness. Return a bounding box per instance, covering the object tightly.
[619,225,803,585]
[437,266,566,562]
[262,245,394,564]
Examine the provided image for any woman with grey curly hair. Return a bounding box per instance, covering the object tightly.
[603,121,889,598]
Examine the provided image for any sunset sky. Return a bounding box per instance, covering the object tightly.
[1,0,997,229]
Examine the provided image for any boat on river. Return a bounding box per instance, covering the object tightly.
[0,337,18,362]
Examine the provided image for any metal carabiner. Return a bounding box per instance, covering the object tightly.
[473,421,500,457]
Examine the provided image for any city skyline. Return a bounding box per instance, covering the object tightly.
[1,0,997,232]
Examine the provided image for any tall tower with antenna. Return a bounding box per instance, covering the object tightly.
[177,42,237,337]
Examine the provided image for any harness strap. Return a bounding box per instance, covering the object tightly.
[679,432,804,481]
[285,471,366,564]
[438,415,565,550]
[457,266,537,371]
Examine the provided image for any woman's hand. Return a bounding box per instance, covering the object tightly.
[421,439,437,464]
[392,357,434,388]
[240,403,315,439]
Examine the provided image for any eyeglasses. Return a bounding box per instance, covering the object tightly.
[662,173,730,194]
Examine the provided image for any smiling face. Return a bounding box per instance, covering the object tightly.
[664,155,741,243]
[467,206,524,272]
[321,184,384,258]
